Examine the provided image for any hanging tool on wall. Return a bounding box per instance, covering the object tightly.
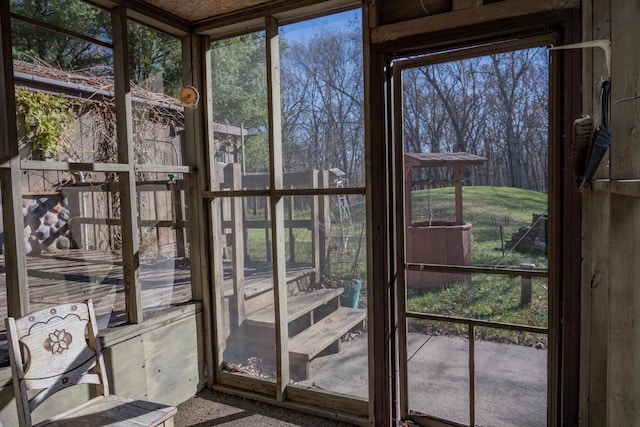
[581,79,612,190]
[549,39,612,190]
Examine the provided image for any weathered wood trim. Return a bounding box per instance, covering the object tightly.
[203,187,365,199]
[553,11,582,426]
[211,384,371,426]
[286,385,369,416]
[87,0,190,37]
[0,0,29,317]
[133,164,192,174]
[99,301,202,347]
[194,0,359,36]
[579,1,608,424]
[9,12,114,49]
[406,263,549,278]
[608,1,640,425]
[364,2,395,423]
[111,7,142,323]
[393,34,554,78]
[266,15,290,400]
[20,160,190,173]
[217,373,278,396]
[200,34,228,387]
[391,55,409,421]
[19,161,130,172]
[406,311,548,335]
[181,33,216,388]
[370,0,580,45]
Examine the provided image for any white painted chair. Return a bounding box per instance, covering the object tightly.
[5,299,176,426]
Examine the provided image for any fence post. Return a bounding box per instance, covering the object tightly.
[520,263,535,305]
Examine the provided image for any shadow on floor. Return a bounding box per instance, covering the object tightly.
[175,389,354,427]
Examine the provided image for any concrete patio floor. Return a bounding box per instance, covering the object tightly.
[176,333,547,426]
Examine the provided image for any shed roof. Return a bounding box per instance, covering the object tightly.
[404,152,487,169]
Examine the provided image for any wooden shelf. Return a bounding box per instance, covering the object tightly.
[592,179,640,197]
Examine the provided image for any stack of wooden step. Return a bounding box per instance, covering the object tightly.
[245,288,366,380]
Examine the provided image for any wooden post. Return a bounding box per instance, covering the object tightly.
[189,34,218,385]
[318,170,330,280]
[64,188,83,249]
[226,163,245,330]
[287,190,295,263]
[266,15,290,399]
[112,7,142,323]
[454,166,464,225]
[520,263,535,306]
[0,0,29,317]
[404,163,413,227]
[171,180,186,257]
[365,0,398,422]
[310,170,320,283]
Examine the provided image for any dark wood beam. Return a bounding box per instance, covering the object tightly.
[87,0,190,36]
[0,0,29,317]
[111,7,143,323]
[371,0,580,45]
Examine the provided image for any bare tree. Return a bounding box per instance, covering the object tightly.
[281,27,364,185]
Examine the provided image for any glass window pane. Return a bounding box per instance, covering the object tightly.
[406,271,548,328]
[407,319,470,425]
[402,47,549,270]
[10,0,111,44]
[211,32,269,189]
[218,196,276,380]
[280,10,364,189]
[138,175,192,314]
[23,170,125,327]
[475,328,547,427]
[290,194,368,398]
[128,21,185,167]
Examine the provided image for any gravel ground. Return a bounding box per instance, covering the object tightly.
[174,389,356,426]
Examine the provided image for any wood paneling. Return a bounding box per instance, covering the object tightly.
[608,1,640,425]
[103,313,204,407]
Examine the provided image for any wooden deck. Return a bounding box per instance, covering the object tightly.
[0,250,193,329]
[0,250,315,366]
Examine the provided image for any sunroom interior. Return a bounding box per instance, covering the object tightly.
[0,0,638,426]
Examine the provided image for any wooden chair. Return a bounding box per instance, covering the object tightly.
[5,299,176,426]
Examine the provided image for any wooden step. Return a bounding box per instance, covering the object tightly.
[245,288,343,328]
[289,306,366,379]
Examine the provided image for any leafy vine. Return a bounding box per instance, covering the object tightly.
[15,88,75,156]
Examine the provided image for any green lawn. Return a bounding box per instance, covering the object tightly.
[407,185,549,346]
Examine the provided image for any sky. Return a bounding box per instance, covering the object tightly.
[280,9,361,43]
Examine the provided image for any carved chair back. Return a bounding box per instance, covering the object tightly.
[5,299,109,426]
